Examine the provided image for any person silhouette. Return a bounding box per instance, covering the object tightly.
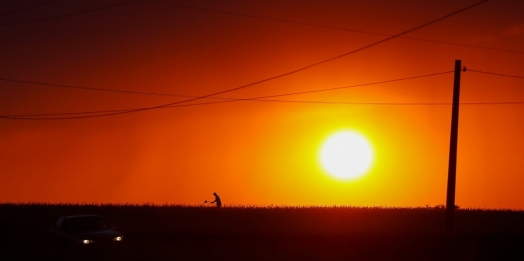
[210,192,222,208]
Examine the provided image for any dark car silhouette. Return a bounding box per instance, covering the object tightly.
[49,215,123,245]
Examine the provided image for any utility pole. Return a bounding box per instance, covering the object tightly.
[446,60,462,236]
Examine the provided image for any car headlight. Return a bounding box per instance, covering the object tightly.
[81,239,95,244]
[113,236,123,242]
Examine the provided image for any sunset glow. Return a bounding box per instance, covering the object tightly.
[1,0,524,209]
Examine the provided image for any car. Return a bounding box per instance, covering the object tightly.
[49,215,123,245]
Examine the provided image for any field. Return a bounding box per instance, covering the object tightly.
[1,203,524,260]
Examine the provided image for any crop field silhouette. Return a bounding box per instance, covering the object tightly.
[1,203,524,260]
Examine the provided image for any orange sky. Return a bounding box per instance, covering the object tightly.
[1,0,524,208]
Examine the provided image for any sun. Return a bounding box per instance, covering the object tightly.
[319,131,373,180]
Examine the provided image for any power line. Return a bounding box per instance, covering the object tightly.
[144,0,522,55]
[461,101,524,105]
[400,37,524,55]
[150,71,524,107]
[142,0,381,35]
[5,0,488,120]
[0,78,193,98]
[160,97,524,108]
[4,99,524,120]
[0,1,490,120]
[0,0,138,26]
[0,0,59,16]
[250,71,453,98]
[468,69,524,79]
[0,71,453,119]
[0,71,453,99]
[0,71,481,120]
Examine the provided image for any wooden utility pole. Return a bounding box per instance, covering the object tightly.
[446,60,462,235]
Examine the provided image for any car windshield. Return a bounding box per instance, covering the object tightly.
[63,216,110,232]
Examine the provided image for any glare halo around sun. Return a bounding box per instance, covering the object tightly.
[320,131,373,180]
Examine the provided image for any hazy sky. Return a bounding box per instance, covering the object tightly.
[1,0,524,208]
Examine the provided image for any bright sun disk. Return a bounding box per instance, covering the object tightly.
[320,131,373,180]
